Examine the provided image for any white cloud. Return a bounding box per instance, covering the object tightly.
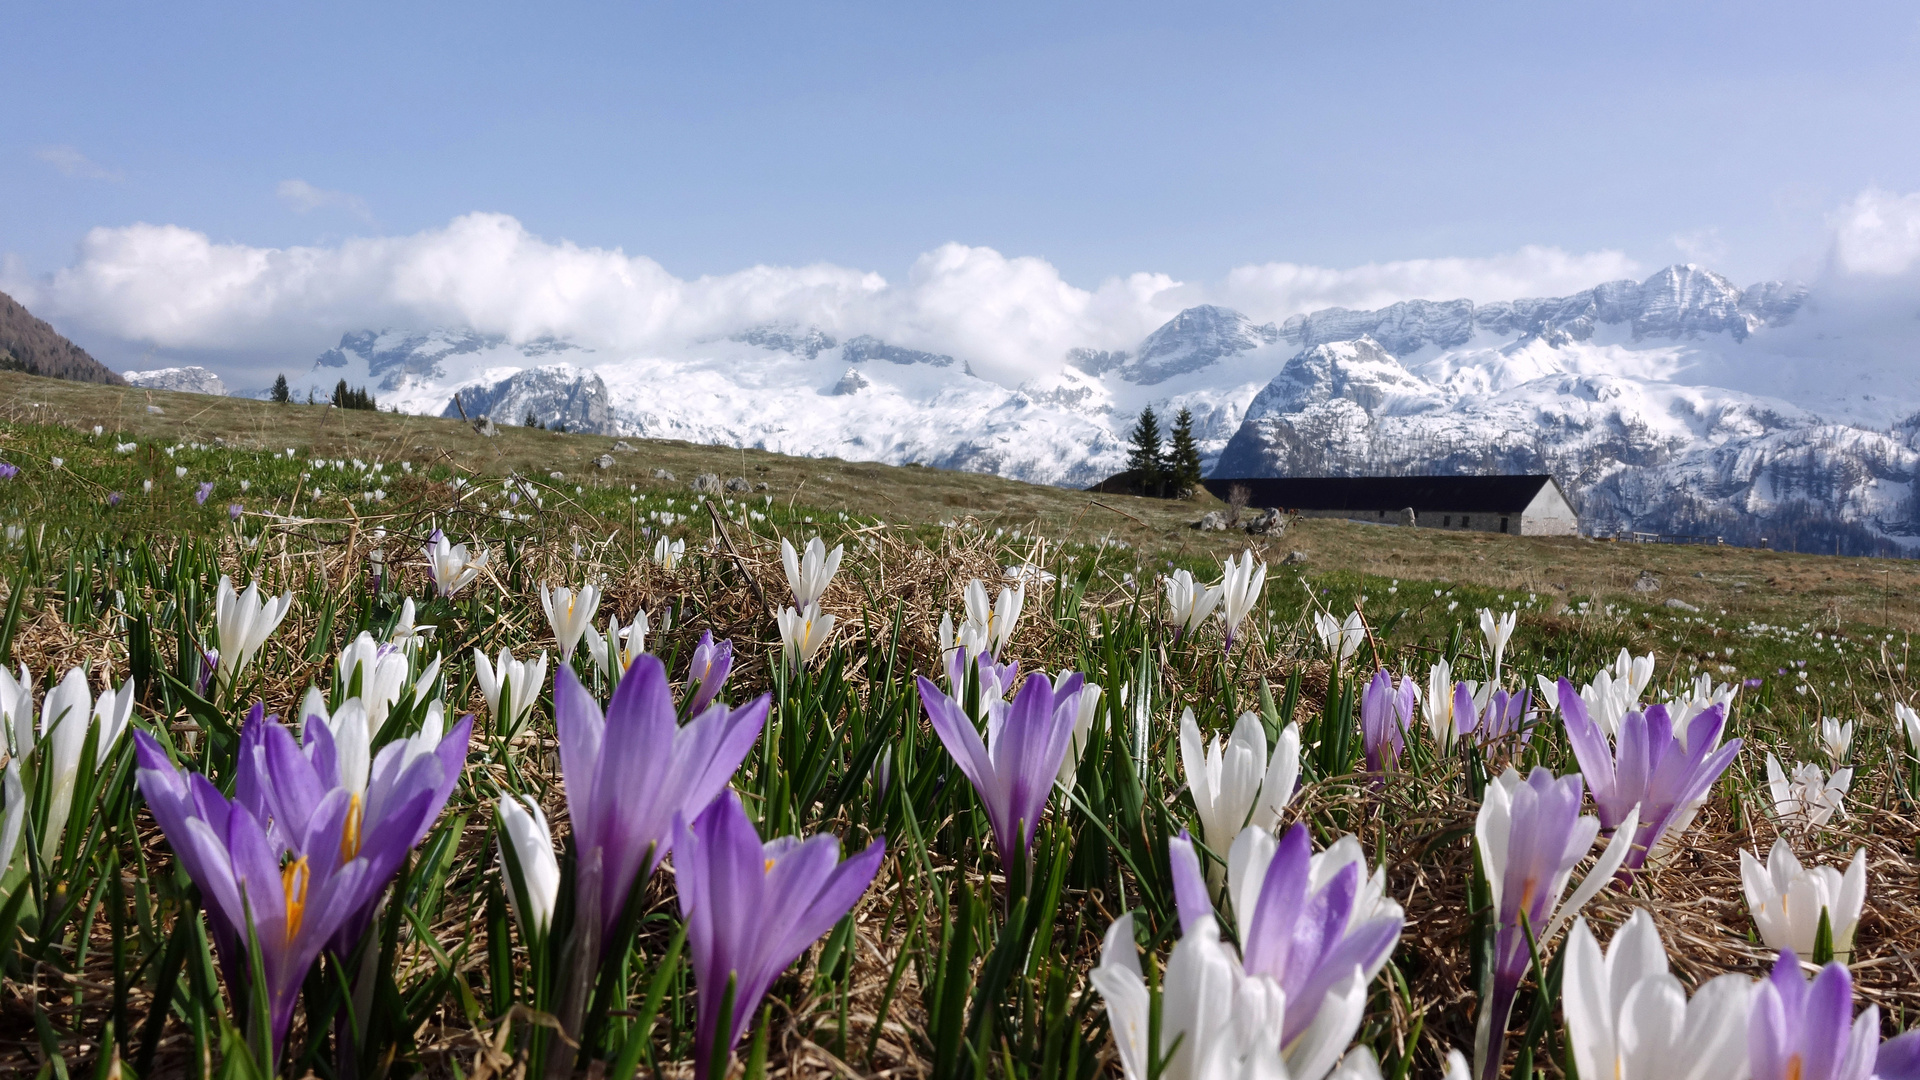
[1829,187,1920,275]
[277,179,374,222]
[1671,227,1728,265]
[2,212,1712,388]
[33,145,123,182]
[1218,245,1644,322]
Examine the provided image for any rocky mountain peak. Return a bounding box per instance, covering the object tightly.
[1122,304,1280,385]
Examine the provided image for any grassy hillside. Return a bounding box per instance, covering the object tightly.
[2,367,1919,1078]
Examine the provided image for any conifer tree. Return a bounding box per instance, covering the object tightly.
[1168,407,1204,497]
[270,374,291,403]
[1127,406,1166,496]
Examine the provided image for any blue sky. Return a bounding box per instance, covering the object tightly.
[7,1,1920,374]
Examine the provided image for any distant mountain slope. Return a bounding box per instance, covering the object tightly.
[0,290,124,385]
[266,263,1920,552]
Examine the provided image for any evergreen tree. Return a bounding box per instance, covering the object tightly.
[270,374,291,403]
[1168,407,1204,496]
[331,379,378,411]
[1127,406,1166,496]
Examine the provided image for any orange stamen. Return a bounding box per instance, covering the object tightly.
[282,856,310,945]
[341,793,363,862]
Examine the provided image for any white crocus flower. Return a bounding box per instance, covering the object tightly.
[336,633,417,734]
[778,603,836,672]
[1478,608,1517,684]
[0,760,25,874]
[0,662,32,757]
[651,535,685,570]
[540,583,602,663]
[781,536,844,610]
[1216,550,1268,649]
[1666,672,1737,733]
[1613,649,1656,701]
[388,597,434,649]
[1897,702,1920,756]
[213,575,294,689]
[1819,718,1853,769]
[938,611,992,676]
[1165,569,1224,639]
[1312,610,1366,664]
[1423,659,1474,751]
[1740,838,1867,961]
[1563,911,1751,1080]
[1180,709,1300,887]
[422,532,488,598]
[583,610,651,679]
[91,678,136,764]
[1056,679,1105,791]
[496,794,561,939]
[38,667,95,855]
[474,647,548,739]
[961,578,1025,657]
[306,697,373,796]
[1765,753,1851,828]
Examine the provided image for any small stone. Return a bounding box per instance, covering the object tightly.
[1192,510,1231,532]
[690,473,722,494]
[725,476,752,493]
[594,454,615,470]
[1398,506,1417,527]
[146,404,165,415]
[1631,571,1660,593]
[755,481,770,491]
[1663,598,1700,612]
[1283,550,1308,565]
[473,417,498,437]
[611,441,637,452]
[653,468,677,481]
[549,471,566,480]
[1245,507,1288,536]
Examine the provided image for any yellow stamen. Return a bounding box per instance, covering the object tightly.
[341,793,364,861]
[1786,1055,1802,1080]
[764,858,776,875]
[282,856,310,945]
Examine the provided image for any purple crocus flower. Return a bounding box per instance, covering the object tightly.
[1472,687,1534,750]
[229,503,244,520]
[1171,824,1402,1049]
[917,668,1085,867]
[108,491,123,507]
[553,657,767,942]
[1360,670,1415,773]
[195,481,215,505]
[135,728,380,1063]
[1560,679,1741,877]
[686,630,734,716]
[1750,950,1883,1080]
[674,790,884,1080]
[1473,767,1636,1080]
[195,647,219,697]
[0,461,16,479]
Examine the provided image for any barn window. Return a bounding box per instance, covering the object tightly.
[1442,515,1451,526]
[1460,516,1470,528]
[1500,517,1509,534]
[1378,510,1385,518]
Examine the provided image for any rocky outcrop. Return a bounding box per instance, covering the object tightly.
[1122,305,1280,385]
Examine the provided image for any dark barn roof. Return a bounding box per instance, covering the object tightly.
[1201,475,1563,515]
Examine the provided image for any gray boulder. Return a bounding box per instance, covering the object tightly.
[653,468,676,481]
[1245,508,1289,536]
[1193,510,1231,532]
[690,473,722,494]
[725,476,752,493]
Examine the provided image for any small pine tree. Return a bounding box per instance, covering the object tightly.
[525,410,540,428]
[270,374,290,403]
[331,379,378,411]
[1127,406,1166,497]
[1167,407,1204,497]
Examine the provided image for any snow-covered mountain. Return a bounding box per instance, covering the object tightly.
[273,264,1920,553]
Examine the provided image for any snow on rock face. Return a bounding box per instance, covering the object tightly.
[123,366,228,396]
[444,366,611,432]
[1121,305,1280,385]
[271,261,1920,548]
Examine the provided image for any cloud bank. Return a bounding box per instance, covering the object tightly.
[12,191,1918,387]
